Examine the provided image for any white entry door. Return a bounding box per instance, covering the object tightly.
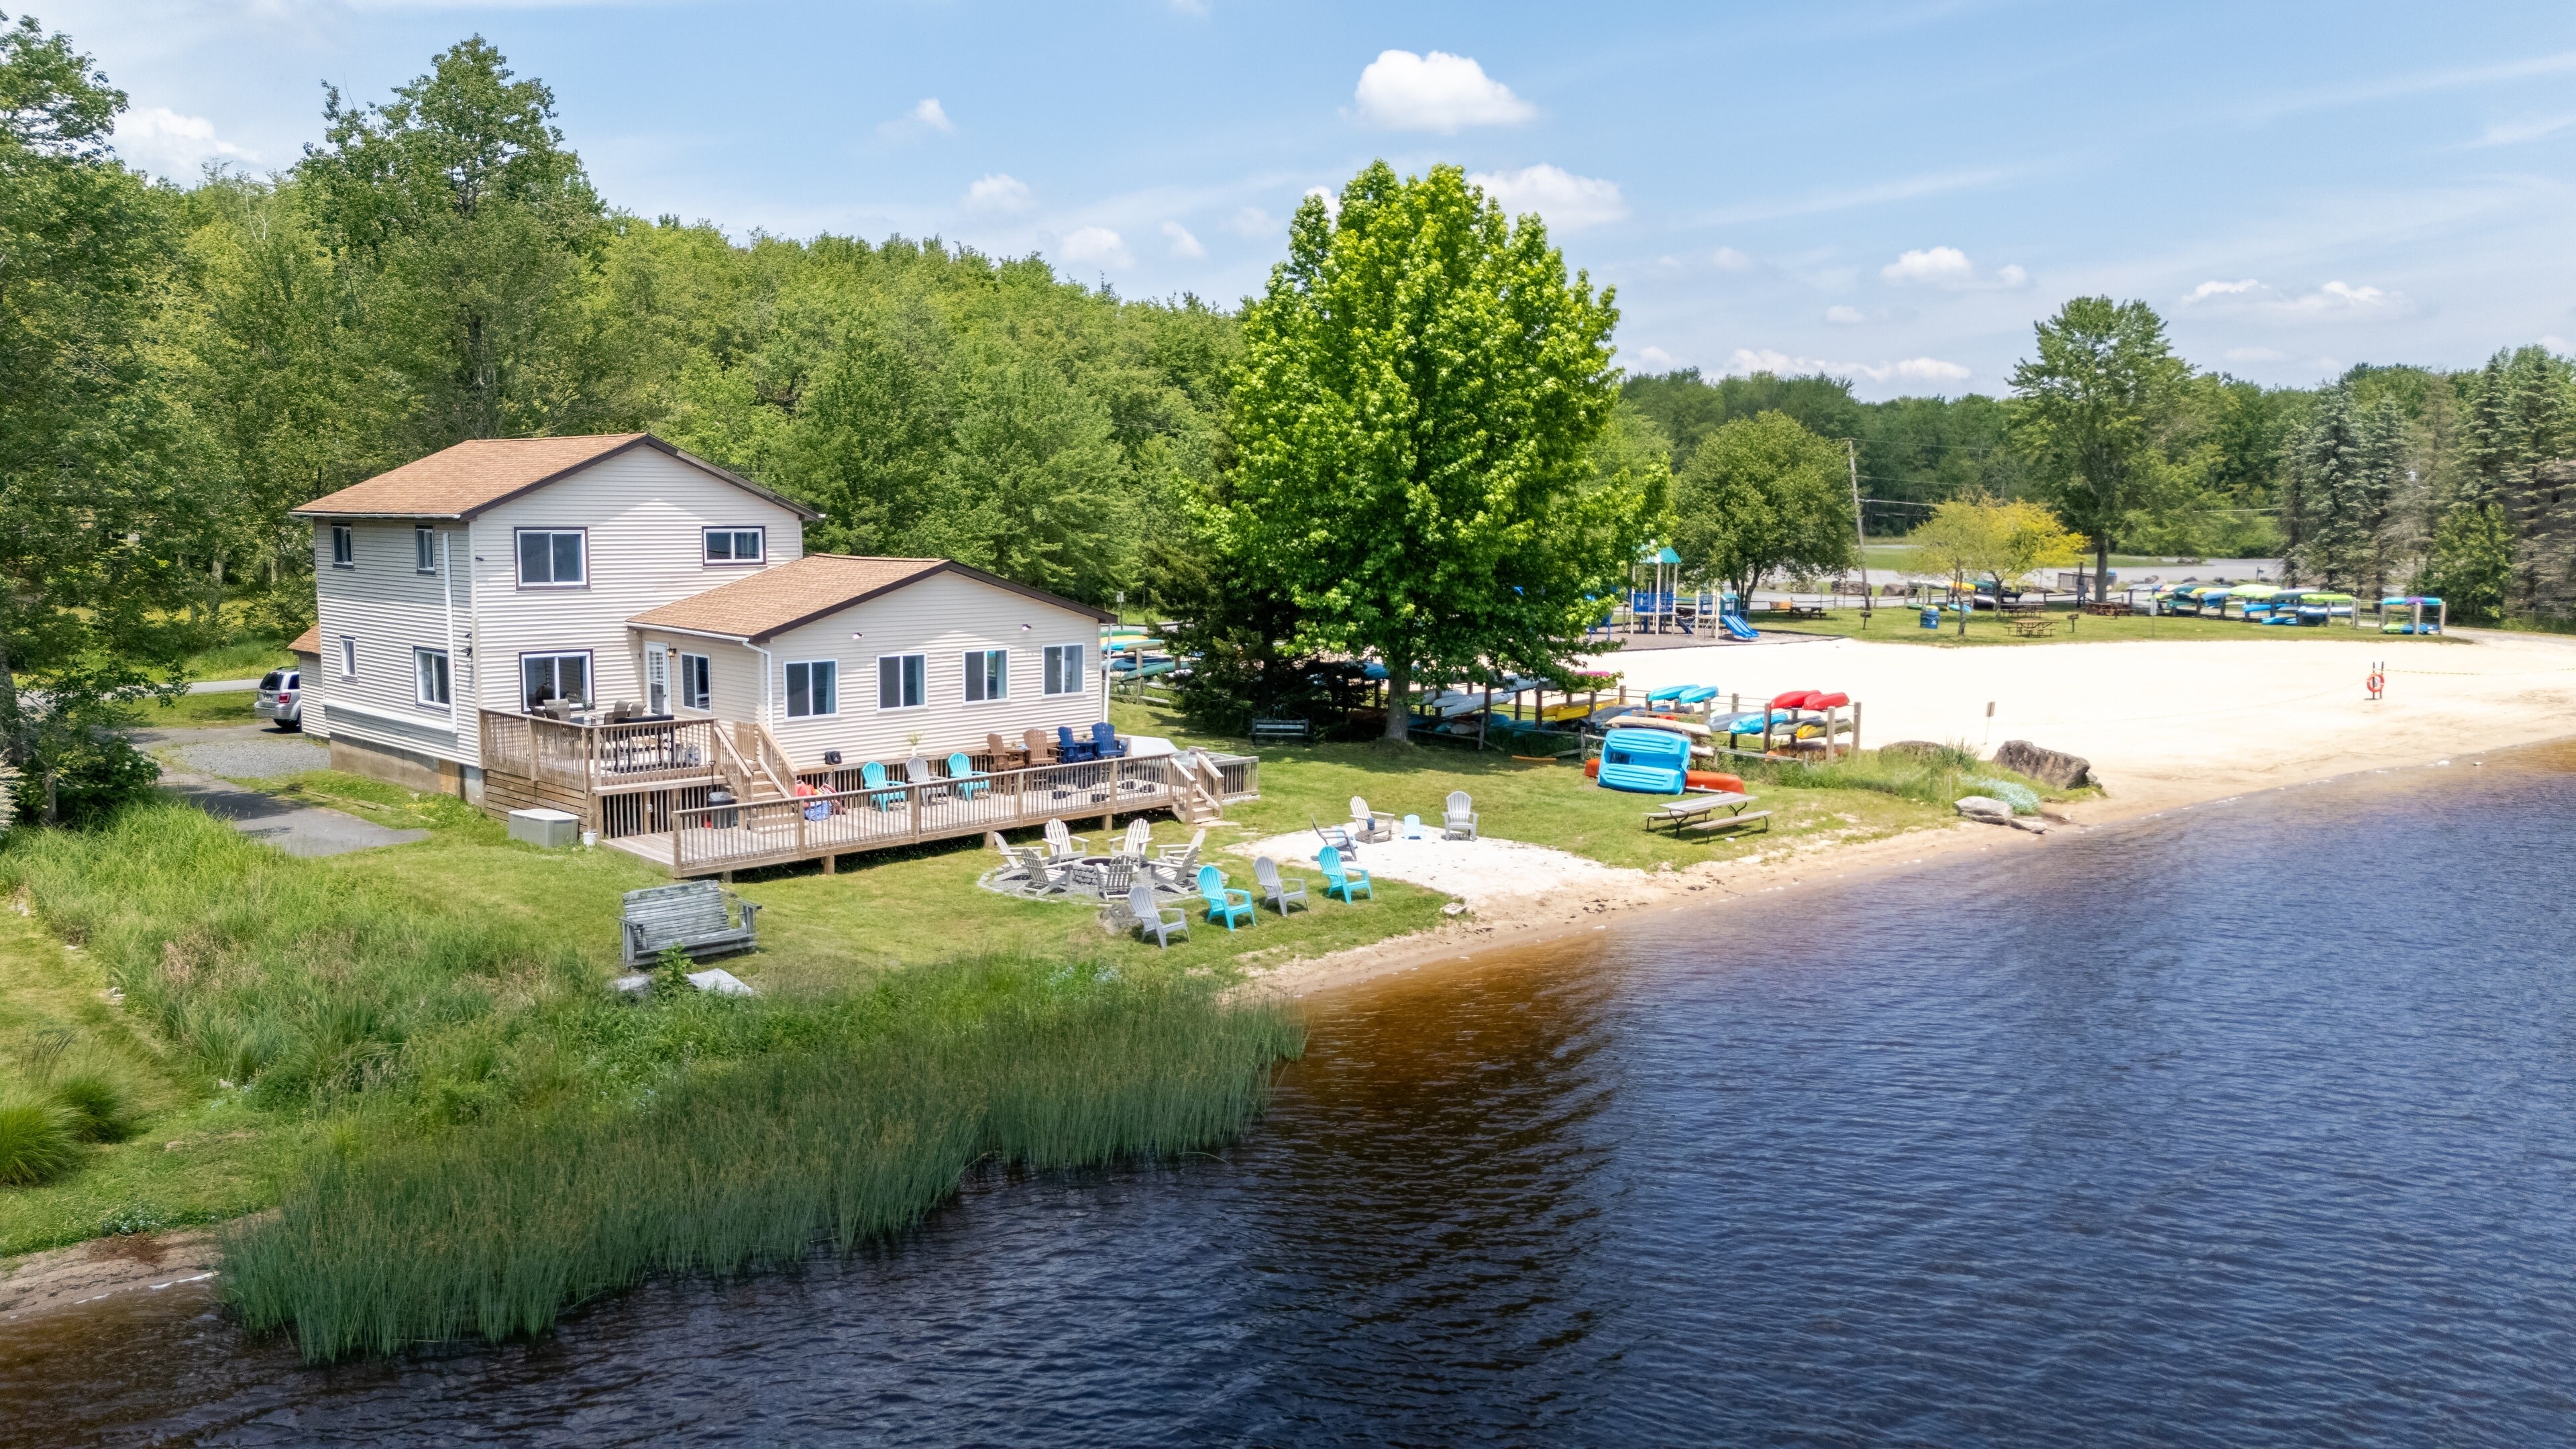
[645,647,669,715]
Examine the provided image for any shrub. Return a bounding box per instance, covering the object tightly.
[0,1093,80,1187]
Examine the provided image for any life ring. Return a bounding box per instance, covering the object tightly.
[2366,671,2385,694]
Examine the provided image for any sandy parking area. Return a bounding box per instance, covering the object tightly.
[1587,629,2576,810]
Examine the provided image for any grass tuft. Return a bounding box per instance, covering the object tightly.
[0,1092,80,1186]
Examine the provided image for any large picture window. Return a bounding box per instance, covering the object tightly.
[415,647,451,707]
[515,529,586,588]
[963,648,1008,703]
[876,653,925,710]
[787,659,839,718]
[702,527,764,565]
[1043,643,1085,696]
[521,651,590,712]
[680,653,710,710]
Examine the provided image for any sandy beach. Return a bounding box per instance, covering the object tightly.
[1232,628,2576,1001]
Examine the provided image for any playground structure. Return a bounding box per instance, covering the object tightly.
[1611,544,1760,639]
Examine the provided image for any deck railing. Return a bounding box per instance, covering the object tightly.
[480,710,729,792]
[659,754,1197,874]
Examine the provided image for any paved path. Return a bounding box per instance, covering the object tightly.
[186,678,262,694]
[135,723,429,858]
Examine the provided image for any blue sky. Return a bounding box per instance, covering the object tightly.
[50,0,2576,398]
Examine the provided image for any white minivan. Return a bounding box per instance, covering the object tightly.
[254,669,303,730]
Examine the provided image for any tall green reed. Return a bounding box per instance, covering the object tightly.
[223,980,1302,1360]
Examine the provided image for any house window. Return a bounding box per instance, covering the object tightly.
[644,649,669,715]
[515,529,586,588]
[415,647,451,707]
[963,649,1008,703]
[1043,643,1085,696]
[339,635,356,679]
[521,651,590,712]
[680,653,711,710]
[788,659,839,718]
[703,527,764,565]
[331,525,354,569]
[875,654,926,710]
[415,525,436,573]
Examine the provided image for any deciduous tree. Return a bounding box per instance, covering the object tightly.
[1670,411,1852,600]
[2007,297,2188,597]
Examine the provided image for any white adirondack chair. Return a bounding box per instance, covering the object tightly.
[1443,790,1479,840]
[1350,795,1397,843]
[1043,818,1089,859]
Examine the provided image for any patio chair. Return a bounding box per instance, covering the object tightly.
[1196,863,1255,931]
[1119,818,1153,859]
[987,732,1028,770]
[1018,850,1074,898]
[946,752,991,801]
[1350,796,1397,843]
[1098,857,1136,897]
[1403,813,1424,839]
[1149,828,1205,890]
[1043,818,1089,859]
[1129,880,1190,948]
[1311,818,1360,861]
[1252,855,1309,916]
[1318,845,1373,902]
[1089,721,1126,759]
[1022,727,1057,765]
[1443,790,1479,841]
[859,760,906,813]
[1057,724,1098,763]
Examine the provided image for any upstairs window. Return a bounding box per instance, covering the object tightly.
[680,653,711,710]
[415,525,436,573]
[788,659,839,718]
[703,527,765,565]
[963,649,1008,702]
[516,529,586,588]
[330,525,354,568]
[1043,643,1085,696]
[339,635,356,679]
[876,654,925,710]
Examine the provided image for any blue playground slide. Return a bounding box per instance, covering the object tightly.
[1721,614,1760,641]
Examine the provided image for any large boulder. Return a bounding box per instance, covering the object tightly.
[1880,740,1952,762]
[1992,739,2091,790]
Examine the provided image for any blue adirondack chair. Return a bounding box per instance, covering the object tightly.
[1090,720,1126,759]
[859,759,905,812]
[945,752,989,800]
[1057,724,1098,763]
[1318,845,1373,902]
[1197,863,1254,930]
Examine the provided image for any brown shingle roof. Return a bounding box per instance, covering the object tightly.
[286,625,321,656]
[628,555,1113,643]
[288,434,822,521]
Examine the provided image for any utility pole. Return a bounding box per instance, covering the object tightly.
[1847,439,1872,617]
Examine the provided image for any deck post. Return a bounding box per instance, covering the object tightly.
[821,852,835,875]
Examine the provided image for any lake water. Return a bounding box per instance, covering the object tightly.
[10,745,2576,1446]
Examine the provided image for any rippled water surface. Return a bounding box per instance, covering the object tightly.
[10,748,2576,1446]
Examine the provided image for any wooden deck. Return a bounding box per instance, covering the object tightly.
[598,753,1258,877]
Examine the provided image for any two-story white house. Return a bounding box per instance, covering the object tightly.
[284,433,1236,877]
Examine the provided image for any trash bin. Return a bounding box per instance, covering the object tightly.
[1919,606,1941,630]
[708,785,738,829]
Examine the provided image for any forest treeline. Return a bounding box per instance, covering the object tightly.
[8,23,2575,767]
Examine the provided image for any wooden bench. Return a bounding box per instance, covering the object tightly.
[621,881,760,967]
[1250,718,1311,746]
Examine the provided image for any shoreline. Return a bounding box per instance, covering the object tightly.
[1234,720,2576,1004]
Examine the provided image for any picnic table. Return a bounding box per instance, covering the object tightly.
[1643,792,1772,837]
[2008,614,2055,638]
[2083,600,2131,617]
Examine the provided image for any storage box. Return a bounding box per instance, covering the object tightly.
[508,807,581,849]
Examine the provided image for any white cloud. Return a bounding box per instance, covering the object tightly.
[877,97,953,139]
[1880,246,2029,289]
[2188,278,2261,301]
[2470,113,2576,147]
[2543,335,2571,353]
[1631,345,1686,372]
[1825,305,1868,325]
[112,106,251,177]
[1228,205,1277,235]
[1727,347,1970,388]
[2292,280,2394,312]
[1160,220,1206,259]
[1711,247,1756,270]
[964,173,1033,212]
[1466,163,1626,230]
[1353,49,1534,132]
[2224,346,2288,363]
[1303,184,1341,221]
[1060,225,1133,268]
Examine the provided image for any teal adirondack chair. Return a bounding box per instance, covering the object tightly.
[1196,863,1254,930]
[859,760,905,812]
[1318,845,1373,902]
[945,752,990,800]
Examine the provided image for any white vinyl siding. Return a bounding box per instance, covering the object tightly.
[755,571,1104,768]
[787,659,838,718]
[471,449,802,737]
[307,520,470,761]
[963,648,1007,702]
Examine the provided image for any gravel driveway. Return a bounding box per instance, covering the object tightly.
[166,735,331,780]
